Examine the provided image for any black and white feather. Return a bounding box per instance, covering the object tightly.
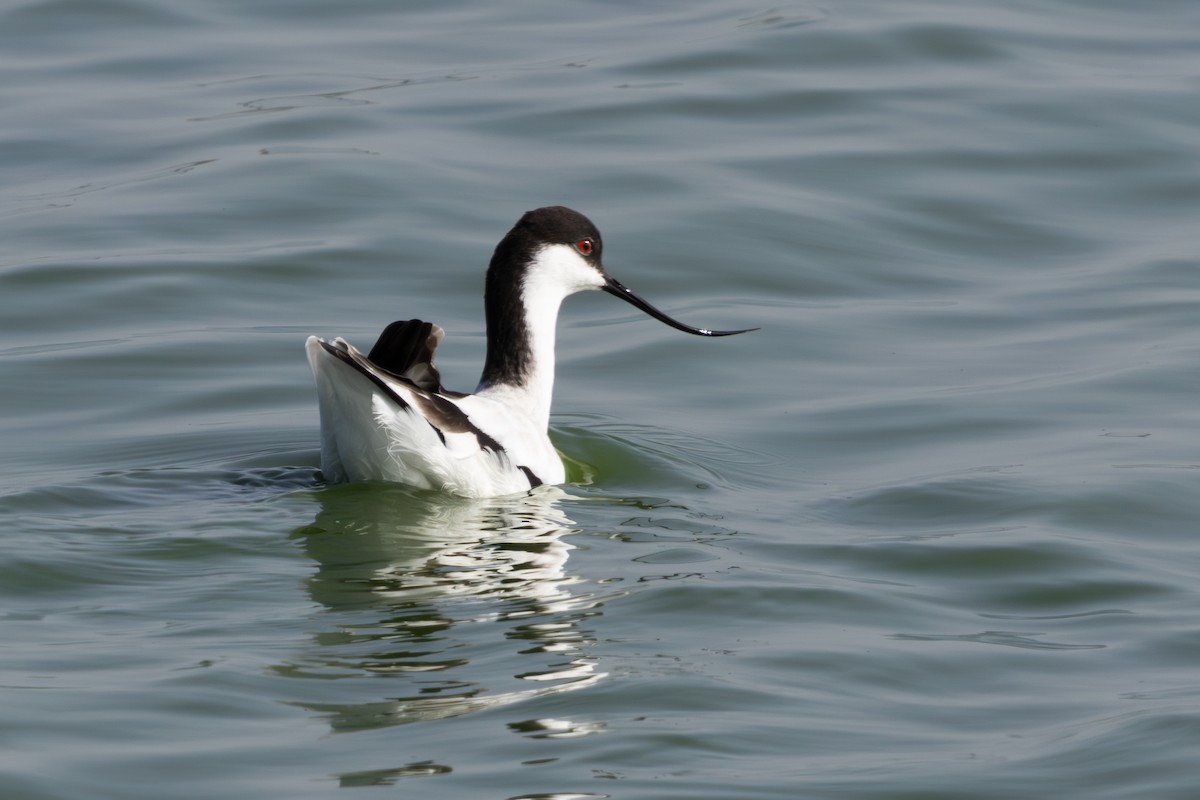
[306,206,755,497]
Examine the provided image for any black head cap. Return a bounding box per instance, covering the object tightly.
[491,206,604,272]
[480,207,604,388]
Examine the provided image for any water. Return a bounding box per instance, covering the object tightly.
[3,0,1200,797]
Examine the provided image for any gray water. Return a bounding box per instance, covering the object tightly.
[4,1,1200,798]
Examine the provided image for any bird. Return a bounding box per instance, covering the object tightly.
[305,205,755,498]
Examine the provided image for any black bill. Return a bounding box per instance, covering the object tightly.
[603,276,757,337]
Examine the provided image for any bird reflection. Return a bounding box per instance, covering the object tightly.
[286,484,604,733]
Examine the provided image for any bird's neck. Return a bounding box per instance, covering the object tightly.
[477,279,563,431]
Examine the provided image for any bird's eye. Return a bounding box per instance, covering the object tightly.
[575,239,594,256]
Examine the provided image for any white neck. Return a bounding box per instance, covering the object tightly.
[474,243,604,430]
[504,281,564,431]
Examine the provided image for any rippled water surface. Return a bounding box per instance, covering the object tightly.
[4,1,1200,798]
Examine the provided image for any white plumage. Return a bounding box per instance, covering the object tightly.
[306,206,754,498]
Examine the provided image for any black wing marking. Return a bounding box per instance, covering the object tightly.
[517,465,543,489]
[367,319,452,394]
[318,338,504,454]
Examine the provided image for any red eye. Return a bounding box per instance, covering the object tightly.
[575,239,594,256]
